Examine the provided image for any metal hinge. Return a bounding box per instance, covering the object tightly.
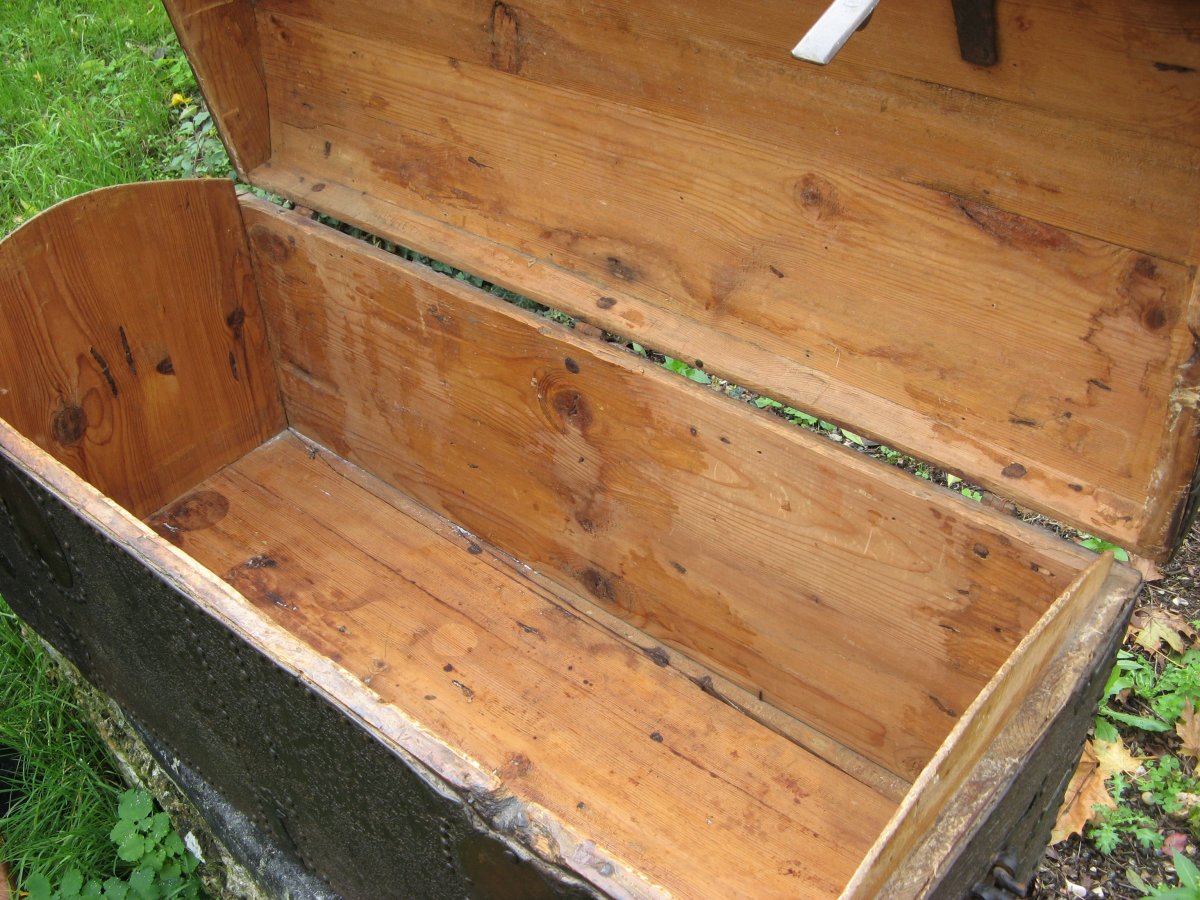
[970,848,1031,899]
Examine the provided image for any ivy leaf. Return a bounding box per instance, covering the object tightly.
[25,873,53,900]
[62,867,85,898]
[128,866,161,900]
[110,817,136,844]
[147,811,171,842]
[116,828,147,863]
[118,789,153,824]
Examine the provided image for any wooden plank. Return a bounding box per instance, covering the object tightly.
[919,569,1137,897]
[242,198,1095,779]
[161,0,270,174]
[325,438,912,803]
[148,431,897,898]
[0,419,630,897]
[245,5,1200,559]
[0,181,283,519]
[843,554,1128,897]
[255,0,1200,262]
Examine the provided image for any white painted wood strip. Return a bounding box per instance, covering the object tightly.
[792,0,881,65]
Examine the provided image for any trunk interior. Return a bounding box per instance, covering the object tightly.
[0,178,1109,896]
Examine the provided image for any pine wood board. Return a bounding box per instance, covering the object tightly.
[320,437,912,803]
[0,181,283,519]
[244,9,1200,560]
[844,553,1133,896]
[147,430,897,899]
[163,0,270,173]
[255,0,1200,262]
[241,199,1095,780]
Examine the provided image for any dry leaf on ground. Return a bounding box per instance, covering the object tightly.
[1129,607,1196,654]
[1052,742,1118,844]
[1093,735,1148,781]
[1128,553,1165,582]
[1163,832,1190,856]
[1177,701,1200,762]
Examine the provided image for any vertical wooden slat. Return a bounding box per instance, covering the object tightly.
[0,180,284,517]
[162,0,270,174]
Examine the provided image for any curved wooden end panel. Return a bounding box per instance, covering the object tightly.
[0,180,284,518]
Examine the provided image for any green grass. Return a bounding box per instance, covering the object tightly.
[0,598,122,885]
[0,0,222,889]
[0,0,207,234]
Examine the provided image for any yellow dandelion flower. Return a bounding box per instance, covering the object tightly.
[170,92,191,108]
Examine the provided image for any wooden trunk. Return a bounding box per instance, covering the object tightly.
[1,1,1197,896]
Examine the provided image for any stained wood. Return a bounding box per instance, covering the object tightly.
[152,0,1200,556]
[162,0,270,174]
[148,430,897,899]
[0,181,283,519]
[919,571,1136,897]
[0,418,639,898]
[326,435,912,803]
[236,8,1200,559]
[844,555,1132,897]
[253,0,1200,260]
[242,199,1096,779]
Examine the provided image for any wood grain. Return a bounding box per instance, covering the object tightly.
[161,0,270,174]
[918,569,1137,897]
[241,8,1200,560]
[845,554,1126,896]
[242,199,1096,779]
[256,0,1200,261]
[149,431,897,899]
[0,181,283,519]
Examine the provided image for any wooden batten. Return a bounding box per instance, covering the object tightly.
[845,554,1139,896]
[165,0,1200,560]
[0,180,284,518]
[162,0,270,173]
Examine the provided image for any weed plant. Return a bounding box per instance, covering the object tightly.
[0,599,121,884]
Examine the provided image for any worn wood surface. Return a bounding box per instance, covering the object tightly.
[844,555,1138,896]
[0,181,283,519]
[146,430,896,898]
[242,199,1095,780]
[206,0,1200,560]
[251,0,1200,259]
[321,427,912,803]
[162,0,269,174]
[922,570,1137,897]
[0,421,600,899]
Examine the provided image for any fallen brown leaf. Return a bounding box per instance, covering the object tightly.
[1129,607,1196,655]
[1177,701,1200,762]
[1162,832,1189,857]
[1093,735,1148,781]
[1127,552,1165,582]
[1052,742,1118,844]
